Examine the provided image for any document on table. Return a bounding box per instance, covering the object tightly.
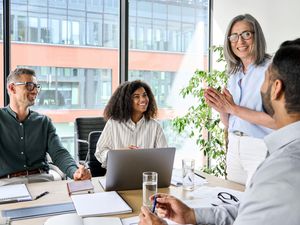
[0,183,32,204]
[44,214,123,225]
[71,191,132,217]
[44,214,181,225]
[183,186,244,208]
[171,169,208,187]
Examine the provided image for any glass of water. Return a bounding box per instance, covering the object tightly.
[142,171,158,209]
[182,158,195,190]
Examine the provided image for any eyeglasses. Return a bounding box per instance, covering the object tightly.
[217,192,239,205]
[14,82,41,92]
[228,31,254,43]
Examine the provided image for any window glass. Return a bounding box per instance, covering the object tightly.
[5,0,209,164]
[137,1,152,18]
[87,0,103,12]
[129,0,209,169]
[0,0,2,107]
[87,13,102,46]
[10,0,119,157]
[153,3,167,20]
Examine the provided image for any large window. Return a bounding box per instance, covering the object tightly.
[8,0,120,156]
[129,0,209,168]
[2,0,210,165]
[0,0,3,107]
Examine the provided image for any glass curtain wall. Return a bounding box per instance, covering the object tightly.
[128,0,209,168]
[0,0,4,107]
[2,0,210,162]
[9,0,119,155]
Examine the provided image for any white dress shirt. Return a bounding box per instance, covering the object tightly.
[195,121,300,225]
[94,116,168,168]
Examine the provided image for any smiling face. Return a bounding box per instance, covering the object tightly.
[230,21,255,62]
[131,87,149,117]
[11,74,39,107]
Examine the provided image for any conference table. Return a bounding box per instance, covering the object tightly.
[0,173,244,225]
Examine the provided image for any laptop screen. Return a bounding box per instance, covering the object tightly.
[100,147,175,191]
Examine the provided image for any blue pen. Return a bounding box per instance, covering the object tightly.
[152,195,158,213]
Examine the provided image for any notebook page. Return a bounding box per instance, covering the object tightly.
[71,191,132,217]
[0,184,32,202]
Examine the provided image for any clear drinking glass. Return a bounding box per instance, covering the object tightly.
[182,158,195,190]
[142,171,158,209]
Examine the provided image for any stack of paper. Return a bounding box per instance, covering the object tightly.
[71,191,132,217]
[67,180,94,196]
[0,184,32,204]
[44,214,123,225]
[44,214,180,225]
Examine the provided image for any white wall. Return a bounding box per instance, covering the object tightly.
[213,0,300,54]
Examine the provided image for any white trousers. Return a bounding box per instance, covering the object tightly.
[226,133,267,185]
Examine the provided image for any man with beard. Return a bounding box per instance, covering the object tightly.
[138,38,300,225]
[0,68,91,185]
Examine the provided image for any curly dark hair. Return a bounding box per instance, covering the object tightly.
[103,80,157,122]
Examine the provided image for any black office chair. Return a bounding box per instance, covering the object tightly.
[74,117,107,177]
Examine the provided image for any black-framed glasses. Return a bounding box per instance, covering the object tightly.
[217,192,239,205]
[14,82,41,92]
[228,31,254,43]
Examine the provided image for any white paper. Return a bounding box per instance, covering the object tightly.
[183,186,244,207]
[44,214,123,225]
[122,216,180,225]
[171,169,207,187]
[0,184,32,202]
[71,191,132,217]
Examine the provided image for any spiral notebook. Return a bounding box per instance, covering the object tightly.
[0,184,32,204]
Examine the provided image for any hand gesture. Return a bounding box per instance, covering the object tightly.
[140,193,196,225]
[138,206,168,225]
[204,87,236,114]
[73,164,92,180]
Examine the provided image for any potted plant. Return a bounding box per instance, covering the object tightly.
[172,46,228,177]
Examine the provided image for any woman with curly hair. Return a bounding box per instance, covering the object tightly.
[95,80,168,168]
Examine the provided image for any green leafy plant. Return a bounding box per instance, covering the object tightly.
[172,46,228,177]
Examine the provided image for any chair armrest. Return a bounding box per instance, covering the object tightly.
[77,139,89,144]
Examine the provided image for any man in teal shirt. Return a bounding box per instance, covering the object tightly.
[0,68,91,184]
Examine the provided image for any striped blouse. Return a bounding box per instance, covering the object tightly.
[94,116,168,168]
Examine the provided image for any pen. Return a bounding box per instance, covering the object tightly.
[194,172,206,179]
[79,161,90,170]
[152,195,157,213]
[34,191,49,200]
[0,199,18,204]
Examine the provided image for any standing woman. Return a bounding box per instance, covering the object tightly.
[95,80,168,168]
[204,14,276,185]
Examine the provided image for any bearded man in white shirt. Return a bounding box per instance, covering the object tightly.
[138,39,300,225]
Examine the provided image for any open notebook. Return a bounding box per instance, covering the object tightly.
[0,184,32,204]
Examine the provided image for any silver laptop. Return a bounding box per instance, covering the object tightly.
[99,147,176,191]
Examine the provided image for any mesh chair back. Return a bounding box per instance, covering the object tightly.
[75,117,106,161]
[74,117,106,176]
[87,131,106,176]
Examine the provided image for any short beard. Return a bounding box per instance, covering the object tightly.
[261,85,274,117]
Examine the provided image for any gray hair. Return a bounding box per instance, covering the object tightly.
[223,14,270,74]
[7,68,36,85]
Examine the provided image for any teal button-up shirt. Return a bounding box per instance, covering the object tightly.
[0,106,77,178]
